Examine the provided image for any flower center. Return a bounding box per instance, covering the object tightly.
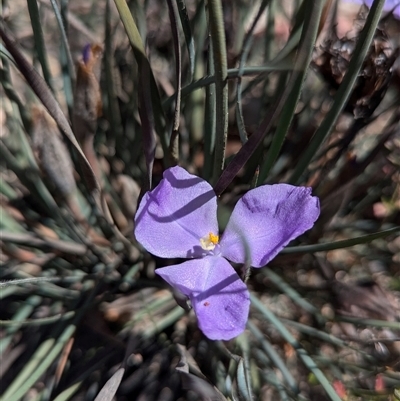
[200,232,219,251]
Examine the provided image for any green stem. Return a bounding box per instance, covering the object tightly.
[289,0,386,184]
[207,0,228,183]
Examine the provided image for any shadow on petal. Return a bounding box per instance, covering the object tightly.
[193,273,244,303]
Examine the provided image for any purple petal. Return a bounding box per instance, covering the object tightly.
[343,0,400,18]
[82,44,91,64]
[135,166,218,258]
[220,184,320,267]
[156,256,250,340]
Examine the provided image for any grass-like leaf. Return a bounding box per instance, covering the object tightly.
[289,0,386,184]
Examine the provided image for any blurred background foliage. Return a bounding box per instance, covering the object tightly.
[0,0,400,400]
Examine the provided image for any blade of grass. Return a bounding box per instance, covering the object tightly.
[0,23,100,199]
[113,0,168,187]
[0,287,23,301]
[254,350,293,400]
[235,334,254,400]
[207,0,228,184]
[54,344,120,400]
[288,0,386,184]
[125,291,175,327]
[187,2,207,151]
[1,337,56,399]
[259,372,291,401]
[213,0,324,196]
[52,382,82,401]
[0,277,75,288]
[0,121,76,224]
[0,231,88,255]
[237,0,304,120]
[1,32,130,254]
[48,0,75,107]
[258,0,323,183]
[176,0,195,81]
[167,0,182,165]
[203,43,216,181]
[0,178,17,199]
[104,0,123,147]
[0,43,16,64]
[163,62,294,111]
[0,295,41,351]
[0,204,27,233]
[235,0,272,144]
[0,311,75,327]
[264,0,275,62]
[280,318,349,348]
[142,306,185,338]
[0,59,31,132]
[94,368,125,401]
[262,269,321,318]
[5,324,77,401]
[27,0,54,91]
[251,293,342,401]
[282,226,400,254]
[3,282,97,401]
[247,320,299,394]
[336,316,400,330]
[1,89,34,168]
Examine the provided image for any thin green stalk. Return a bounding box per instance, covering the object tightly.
[251,293,343,401]
[167,0,182,164]
[336,316,400,330]
[0,204,27,233]
[52,383,82,401]
[104,0,123,148]
[236,0,272,144]
[0,287,19,302]
[0,178,17,199]
[207,0,228,183]
[142,306,185,338]
[0,295,42,351]
[127,292,174,326]
[187,1,207,147]
[203,43,216,181]
[176,0,195,81]
[262,269,322,318]
[114,0,168,187]
[121,263,142,288]
[260,371,291,401]
[4,325,77,401]
[27,0,54,91]
[163,63,293,111]
[248,320,299,394]
[236,334,253,400]
[280,318,349,348]
[48,0,75,105]
[0,60,31,132]
[258,0,324,183]
[0,311,75,327]
[282,226,400,254]
[0,24,101,199]
[289,0,386,184]
[264,0,275,61]
[3,283,97,401]
[212,0,326,196]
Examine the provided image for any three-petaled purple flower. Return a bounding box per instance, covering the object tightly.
[134,166,320,340]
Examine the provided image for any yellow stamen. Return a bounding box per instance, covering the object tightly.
[209,232,219,245]
[200,232,219,251]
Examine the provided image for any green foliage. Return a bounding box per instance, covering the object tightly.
[1,0,400,400]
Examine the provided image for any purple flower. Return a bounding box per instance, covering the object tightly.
[134,166,320,340]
